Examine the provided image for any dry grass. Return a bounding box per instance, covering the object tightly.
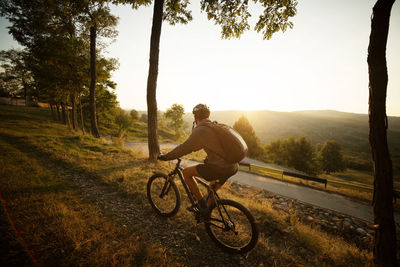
[0,105,374,266]
[0,106,179,266]
[218,187,373,266]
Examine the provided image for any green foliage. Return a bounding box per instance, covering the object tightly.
[0,49,33,98]
[264,138,285,165]
[164,104,185,138]
[318,140,346,174]
[344,156,373,172]
[114,108,132,138]
[163,0,193,25]
[201,0,250,39]
[0,0,120,133]
[140,113,147,123]
[95,85,118,125]
[200,0,297,39]
[130,109,139,121]
[255,0,298,40]
[112,0,152,9]
[233,115,263,158]
[265,136,318,175]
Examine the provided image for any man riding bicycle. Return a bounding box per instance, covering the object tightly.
[158,104,239,214]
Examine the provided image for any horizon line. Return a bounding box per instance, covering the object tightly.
[121,107,400,117]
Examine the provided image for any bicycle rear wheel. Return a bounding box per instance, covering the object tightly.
[204,199,258,254]
[147,173,180,217]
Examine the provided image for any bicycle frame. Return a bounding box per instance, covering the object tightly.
[166,159,235,231]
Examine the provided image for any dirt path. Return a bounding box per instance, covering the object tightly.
[54,165,254,266]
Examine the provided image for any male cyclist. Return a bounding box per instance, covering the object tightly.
[158,104,238,214]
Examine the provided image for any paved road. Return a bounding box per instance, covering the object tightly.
[126,142,400,224]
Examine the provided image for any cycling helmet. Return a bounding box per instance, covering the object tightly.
[192,104,210,120]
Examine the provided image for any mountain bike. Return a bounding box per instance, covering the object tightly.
[147,158,258,254]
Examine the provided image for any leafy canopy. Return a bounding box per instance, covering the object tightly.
[201,0,297,39]
[233,115,263,157]
[130,109,139,121]
[318,140,346,174]
[265,136,318,175]
[0,49,33,98]
[164,104,185,137]
[114,107,133,138]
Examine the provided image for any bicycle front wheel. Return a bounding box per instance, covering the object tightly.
[147,173,180,217]
[205,199,258,254]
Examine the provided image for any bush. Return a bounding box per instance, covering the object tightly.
[140,113,147,123]
[318,140,346,174]
[164,104,184,139]
[265,136,319,175]
[114,108,132,138]
[130,109,139,121]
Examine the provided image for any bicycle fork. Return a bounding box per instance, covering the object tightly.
[159,180,172,199]
[206,192,238,234]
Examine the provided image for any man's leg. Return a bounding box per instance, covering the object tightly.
[207,181,222,206]
[182,165,204,202]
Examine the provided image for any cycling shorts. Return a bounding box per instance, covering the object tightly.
[196,163,238,185]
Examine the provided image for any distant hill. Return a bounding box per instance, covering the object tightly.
[184,110,400,157]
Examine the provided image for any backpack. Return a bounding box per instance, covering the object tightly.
[201,121,248,163]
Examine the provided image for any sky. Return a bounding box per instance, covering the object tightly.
[1,0,399,116]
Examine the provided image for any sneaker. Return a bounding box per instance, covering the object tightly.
[186,203,199,212]
[186,203,200,212]
[187,203,208,217]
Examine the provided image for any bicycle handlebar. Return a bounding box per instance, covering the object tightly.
[158,154,183,172]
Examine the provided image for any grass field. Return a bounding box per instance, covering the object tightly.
[0,105,374,266]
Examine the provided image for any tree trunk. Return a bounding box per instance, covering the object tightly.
[146,0,163,162]
[50,103,56,120]
[61,102,71,129]
[23,84,27,106]
[79,94,86,135]
[66,106,72,130]
[71,92,78,131]
[367,0,397,266]
[61,102,66,125]
[89,22,100,138]
[65,102,72,130]
[56,103,61,121]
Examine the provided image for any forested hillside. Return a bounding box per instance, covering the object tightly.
[184,110,400,154]
[183,109,400,178]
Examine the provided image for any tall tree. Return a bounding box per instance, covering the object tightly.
[1,0,119,134]
[318,140,345,174]
[0,49,32,100]
[146,0,164,159]
[89,18,100,137]
[79,0,118,137]
[130,109,139,121]
[164,103,185,138]
[367,0,397,265]
[145,0,192,161]
[233,115,263,157]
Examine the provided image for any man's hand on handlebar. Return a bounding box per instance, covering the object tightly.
[157,154,168,161]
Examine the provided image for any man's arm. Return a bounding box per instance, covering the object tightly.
[162,127,204,160]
